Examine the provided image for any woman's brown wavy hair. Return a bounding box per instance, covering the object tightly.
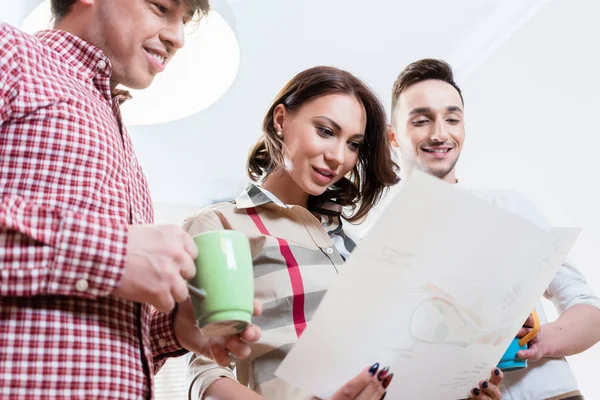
[247,66,399,222]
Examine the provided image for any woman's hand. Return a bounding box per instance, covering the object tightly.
[315,363,393,400]
[468,368,503,400]
[174,298,263,366]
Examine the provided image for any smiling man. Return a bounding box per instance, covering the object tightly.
[391,63,465,184]
[389,58,600,400]
[0,1,261,398]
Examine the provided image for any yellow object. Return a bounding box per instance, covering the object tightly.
[518,309,541,346]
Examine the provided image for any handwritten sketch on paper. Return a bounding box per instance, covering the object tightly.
[274,170,581,400]
[407,283,511,349]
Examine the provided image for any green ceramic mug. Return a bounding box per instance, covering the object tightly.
[187,230,254,337]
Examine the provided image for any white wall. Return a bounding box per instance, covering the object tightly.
[458,0,600,397]
[350,0,600,397]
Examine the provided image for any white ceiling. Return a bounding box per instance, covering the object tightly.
[2,0,548,211]
[132,0,543,209]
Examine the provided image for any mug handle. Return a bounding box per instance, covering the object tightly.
[518,308,540,346]
[187,283,207,301]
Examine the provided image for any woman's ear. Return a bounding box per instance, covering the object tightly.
[272,104,287,134]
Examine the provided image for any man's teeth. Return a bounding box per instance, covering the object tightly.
[148,51,165,65]
[424,148,450,153]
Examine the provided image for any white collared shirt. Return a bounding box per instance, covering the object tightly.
[458,185,600,400]
[352,178,600,399]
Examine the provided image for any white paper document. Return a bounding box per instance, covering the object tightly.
[275,170,581,400]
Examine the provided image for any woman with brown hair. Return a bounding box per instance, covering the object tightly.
[184,66,501,400]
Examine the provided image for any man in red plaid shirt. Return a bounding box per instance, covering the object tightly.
[0,1,261,398]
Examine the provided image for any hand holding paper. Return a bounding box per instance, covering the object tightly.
[275,170,580,400]
[312,363,391,400]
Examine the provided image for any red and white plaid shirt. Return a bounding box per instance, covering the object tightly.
[0,24,184,399]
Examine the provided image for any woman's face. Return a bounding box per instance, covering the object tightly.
[274,93,367,197]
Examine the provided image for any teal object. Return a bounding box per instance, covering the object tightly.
[497,338,528,372]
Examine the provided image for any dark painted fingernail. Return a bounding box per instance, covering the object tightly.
[380,393,387,400]
[377,366,389,381]
[482,381,489,389]
[472,388,480,396]
[494,368,501,376]
[382,373,394,389]
[369,363,380,376]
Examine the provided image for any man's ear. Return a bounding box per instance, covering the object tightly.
[387,124,399,148]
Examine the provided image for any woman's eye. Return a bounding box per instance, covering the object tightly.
[151,2,168,13]
[348,141,362,151]
[317,127,334,136]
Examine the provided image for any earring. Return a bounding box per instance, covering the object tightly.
[276,131,283,138]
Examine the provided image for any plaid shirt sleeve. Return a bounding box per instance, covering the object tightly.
[150,307,188,373]
[0,26,20,125]
[0,27,128,299]
[0,194,128,298]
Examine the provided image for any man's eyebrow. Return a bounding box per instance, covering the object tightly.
[170,0,196,19]
[408,106,463,115]
[409,107,431,115]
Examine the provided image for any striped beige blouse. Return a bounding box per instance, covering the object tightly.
[184,183,356,399]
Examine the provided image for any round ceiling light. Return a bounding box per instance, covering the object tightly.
[21,1,240,126]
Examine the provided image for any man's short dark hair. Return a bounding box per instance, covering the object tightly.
[391,58,463,111]
[50,0,75,20]
[50,0,210,21]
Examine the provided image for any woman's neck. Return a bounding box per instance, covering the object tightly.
[261,170,309,209]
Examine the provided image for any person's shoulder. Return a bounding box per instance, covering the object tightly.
[464,186,551,228]
[1,24,21,56]
[183,201,238,235]
[1,23,19,39]
[463,186,528,207]
[0,24,36,48]
[184,201,236,222]
[0,24,48,67]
